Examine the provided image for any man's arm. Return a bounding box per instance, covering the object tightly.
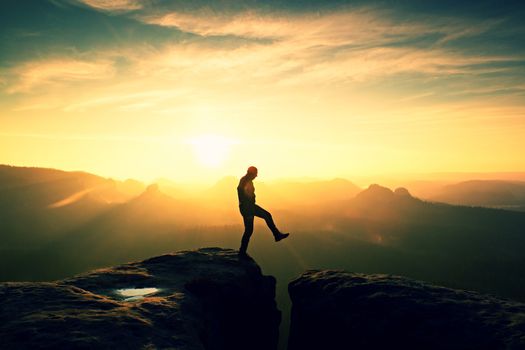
[243,180,255,201]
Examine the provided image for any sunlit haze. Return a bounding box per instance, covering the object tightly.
[1,1,524,184]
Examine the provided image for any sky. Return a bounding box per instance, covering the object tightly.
[1,0,524,183]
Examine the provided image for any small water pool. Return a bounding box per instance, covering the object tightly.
[115,287,160,301]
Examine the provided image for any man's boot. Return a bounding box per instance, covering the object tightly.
[239,240,250,259]
[274,232,290,242]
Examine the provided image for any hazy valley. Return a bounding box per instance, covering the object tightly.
[2,164,525,348]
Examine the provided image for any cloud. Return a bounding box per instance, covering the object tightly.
[63,89,189,112]
[141,8,500,48]
[76,0,143,11]
[0,131,164,143]
[143,9,428,43]
[7,59,115,93]
[4,5,524,107]
[134,9,523,86]
[435,19,502,45]
[12,102,60,112]
[123,31,519,91]
[145,11,311,39]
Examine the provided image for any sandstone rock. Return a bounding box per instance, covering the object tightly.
[288,270,525,349]
[0,248,280,350]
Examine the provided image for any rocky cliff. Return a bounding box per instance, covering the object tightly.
[288,270,525,350]
[0,248,280,350]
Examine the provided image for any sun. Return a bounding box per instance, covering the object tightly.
[189,134,234,168]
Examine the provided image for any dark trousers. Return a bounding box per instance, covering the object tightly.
[240,204,279,253]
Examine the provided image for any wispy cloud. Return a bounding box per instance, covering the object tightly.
[141,8,502,48]
[135,9,523,86]
[4,5,524,108]
[124,32,520,90]
[144,11,318,39]
[396,92,435,103]
[76,0,143,11]
[7,59,115,93]
[0,131,168,143]
[12,102,60,112]
[143,9,428,43]
[62,89,189,112]
[435,19,502,45]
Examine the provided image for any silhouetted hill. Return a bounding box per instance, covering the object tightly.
[117,178,146,197]
[0,165,144,207]
[430,180,525,211]
[314,184,421,226]
[31,183,212,274]
[0,165,145,246]
[289,270,525,349]
[0,165,97,189]
[204,176,241,208]
[354,184,417,202]
[0,248,280,350]
[0,165,144,199]
[154,178,195,200]
[355,183,396,202]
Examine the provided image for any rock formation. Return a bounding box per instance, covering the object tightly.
[354,184,395,203]
[394,187,412,198]
[288,270,525,350]
[0,248,280,350]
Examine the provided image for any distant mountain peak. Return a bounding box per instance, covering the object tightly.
[355,185,416,204]
[146,183,159,193]
[356,184,394,201]
[394,187,412,197]
[367,184,391,192]
[135,183,170,202]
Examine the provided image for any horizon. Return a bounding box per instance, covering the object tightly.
[3,162,525,190]
[1,1,525,183]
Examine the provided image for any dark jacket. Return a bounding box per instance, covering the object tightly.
[237,175,256,216]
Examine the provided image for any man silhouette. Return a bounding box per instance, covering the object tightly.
[238,166,289,257]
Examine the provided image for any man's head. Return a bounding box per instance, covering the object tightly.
[246,166,258,179]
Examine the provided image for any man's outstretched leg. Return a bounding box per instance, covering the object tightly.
[254,205,289,242]
[239,215,254,257]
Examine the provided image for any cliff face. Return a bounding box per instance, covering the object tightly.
[0,248,280,350]
[288,270,525,350]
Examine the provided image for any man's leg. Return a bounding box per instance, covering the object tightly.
[240,215,254,255]
[254,205,281,237]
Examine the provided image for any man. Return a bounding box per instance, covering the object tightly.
[237,166,289,257]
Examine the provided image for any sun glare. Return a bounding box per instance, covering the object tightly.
[189,134,234,168]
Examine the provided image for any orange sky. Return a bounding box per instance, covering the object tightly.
[1,1,524,183]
